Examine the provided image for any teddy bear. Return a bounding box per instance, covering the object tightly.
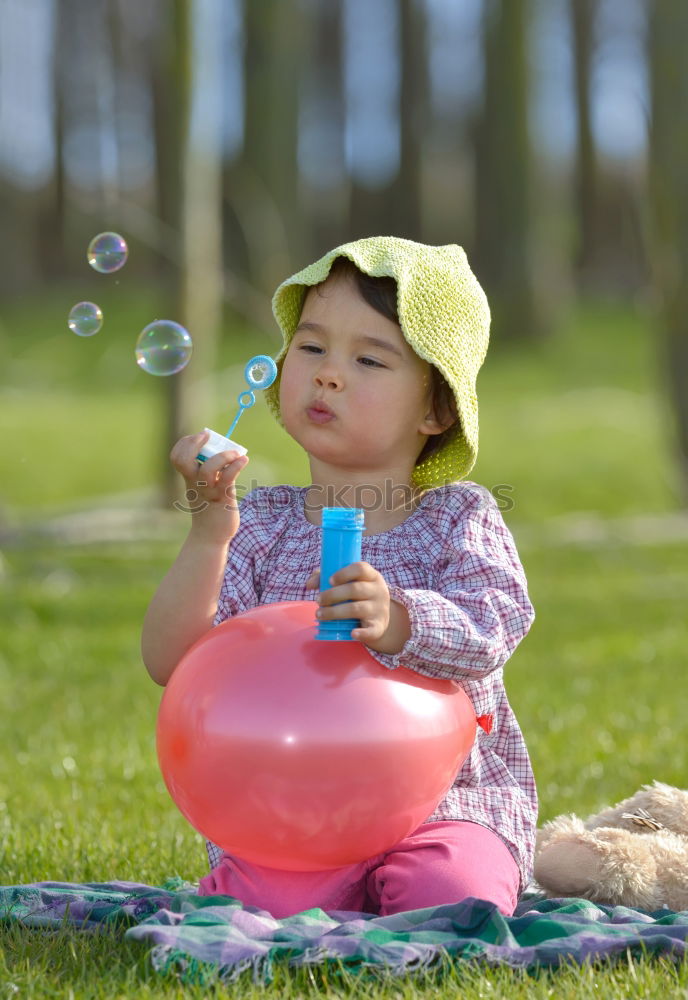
[533,781,688,911]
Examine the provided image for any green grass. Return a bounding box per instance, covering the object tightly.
[1,290,687,994]
[474,301,680,521]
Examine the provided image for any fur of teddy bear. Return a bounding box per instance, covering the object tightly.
[533,781,688,910]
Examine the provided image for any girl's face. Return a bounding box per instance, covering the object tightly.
[279,270,445,481]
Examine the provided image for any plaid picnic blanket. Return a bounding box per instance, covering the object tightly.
[2,879,688,982]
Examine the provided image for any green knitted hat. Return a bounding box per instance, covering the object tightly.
[265,236,490,489]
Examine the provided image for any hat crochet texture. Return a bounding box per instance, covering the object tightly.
[265,236,491,489]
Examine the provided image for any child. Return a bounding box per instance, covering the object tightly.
[142,236,536,918]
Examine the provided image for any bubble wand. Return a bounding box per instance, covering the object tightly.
[196,355,278,463]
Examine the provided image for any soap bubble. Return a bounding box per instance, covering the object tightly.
[135,320,193,376]
[87,232,128,273]
[68,301,103,337]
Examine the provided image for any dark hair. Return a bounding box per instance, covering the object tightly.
[325,257,459,465]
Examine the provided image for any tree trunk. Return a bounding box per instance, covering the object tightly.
[569,0,602,290]
[648,0,688,503]
[37,0,68,282]
[179,0,224,431]
[150,0,192,507]
[151,0,186,280]
[392,0,427,241]
[474,0,541,341]
[238,0,305,291]
[302,0,348,258]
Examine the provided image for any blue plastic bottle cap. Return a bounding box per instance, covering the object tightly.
[321,508,365,530]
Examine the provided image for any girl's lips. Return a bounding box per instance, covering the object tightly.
[306,406,335,423]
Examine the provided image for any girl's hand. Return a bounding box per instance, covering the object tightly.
[170,431,249,543]
[305,561,411,653]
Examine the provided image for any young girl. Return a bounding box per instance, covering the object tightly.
[141,236,536,918]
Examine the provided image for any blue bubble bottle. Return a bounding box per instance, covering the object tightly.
[316,507,365,641]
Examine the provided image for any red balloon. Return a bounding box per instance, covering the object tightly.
[157,601,476,871]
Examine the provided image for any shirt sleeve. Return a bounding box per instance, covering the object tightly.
[366,489,535,681]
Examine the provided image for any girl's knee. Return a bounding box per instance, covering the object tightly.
[370,822,521,916]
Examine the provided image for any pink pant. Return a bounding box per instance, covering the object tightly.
[198,821,520,918]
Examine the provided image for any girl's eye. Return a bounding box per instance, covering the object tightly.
[296,344,385,368]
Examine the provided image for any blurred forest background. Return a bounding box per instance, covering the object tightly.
[0,0,687,515]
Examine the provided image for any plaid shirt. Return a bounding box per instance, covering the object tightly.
[206,482,537,886]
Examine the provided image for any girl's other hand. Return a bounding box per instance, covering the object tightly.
[311,562,390,643]
[306,564,410,653]
[170,431,249,543]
